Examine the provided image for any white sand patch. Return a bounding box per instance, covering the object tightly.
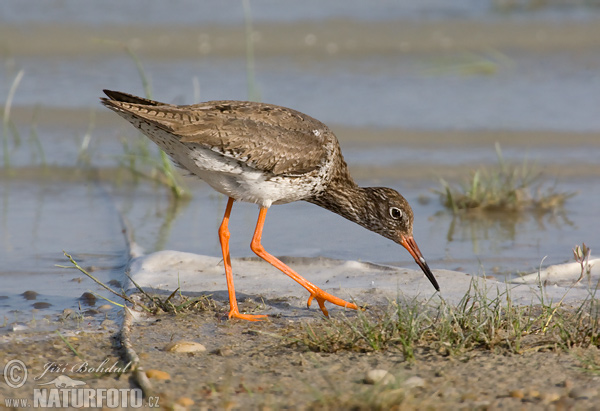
[127,251,599,317]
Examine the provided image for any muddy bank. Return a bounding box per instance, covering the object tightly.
[2,307,599,410]
[2,19,600,59]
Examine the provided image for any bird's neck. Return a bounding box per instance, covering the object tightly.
[307,172,374,229]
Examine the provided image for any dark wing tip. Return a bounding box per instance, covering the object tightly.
[100,90,164,106]
[102,89,118,99]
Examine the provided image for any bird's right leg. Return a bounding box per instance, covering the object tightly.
[250,206,359,317]
[219,197,267,321]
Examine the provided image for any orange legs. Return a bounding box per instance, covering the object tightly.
[218,197,358,321]
[250,206,358,317]
[219,198,267,321]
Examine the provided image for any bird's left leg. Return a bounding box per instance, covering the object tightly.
[250,206,358,317]
[219,197,267,321]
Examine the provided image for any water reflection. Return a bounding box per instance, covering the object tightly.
[154,195,190,252]
[436,208,574,256]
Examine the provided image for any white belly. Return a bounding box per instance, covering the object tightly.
[187,146,319,207]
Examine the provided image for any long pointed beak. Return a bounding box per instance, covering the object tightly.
[400,236,440,291]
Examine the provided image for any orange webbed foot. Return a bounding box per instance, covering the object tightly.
[228,310,268,322]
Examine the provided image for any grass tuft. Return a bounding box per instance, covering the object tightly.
[437,142,574,213]
[117,47,189,199]
[58,251,217,315]
[296,248,599,358]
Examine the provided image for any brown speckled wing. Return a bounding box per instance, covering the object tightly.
[101,91,333,176]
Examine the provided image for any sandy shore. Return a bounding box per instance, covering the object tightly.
[2,252,599,409]
[1,297,599,409]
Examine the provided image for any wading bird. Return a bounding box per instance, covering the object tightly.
[101,90,439,320]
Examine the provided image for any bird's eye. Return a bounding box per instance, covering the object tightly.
[389,207,402,219]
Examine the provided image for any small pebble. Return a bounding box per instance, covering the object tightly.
[32,302,52,309]
[176,397,194,407]
[11,322,30,332]
[216,347,234,357]
[60,308,74,318]
[402,376,426,389]
[165,341,207,353]
[79,292,96,306]
[540,391,561,403]
[108,279,122,288]
[509,389,525,399]
[569,386,597,399]
[364,369,395,385]
[22,291,39,300]
[97,304,113,312]
[145,369,170,380]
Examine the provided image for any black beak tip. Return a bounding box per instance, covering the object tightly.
[420,260,440,292]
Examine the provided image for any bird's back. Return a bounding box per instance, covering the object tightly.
[101,90,340,176]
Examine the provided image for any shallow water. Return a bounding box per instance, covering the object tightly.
[1,2,600,326]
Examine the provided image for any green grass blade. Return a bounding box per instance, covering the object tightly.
[3,69,24,170]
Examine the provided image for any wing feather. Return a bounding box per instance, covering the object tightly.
[101,92,335,175]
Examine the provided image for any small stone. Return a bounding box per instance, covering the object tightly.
[540,391,561,403]
[509,389,525,399]
[79,292,96,306]
[527,389,541,399]
[402,376,426,389]
[97,304,113,312]
[165,341,207,353]
[108,279,122,288]
[569,386,597,399]
[60,309,74,319]
[145,369,170,380]
[176,397,194,407]
[364,369,395,385]
[21,291,38,300]
[32,302,52,309]
[215,347,234,357]
[11,322,29,331]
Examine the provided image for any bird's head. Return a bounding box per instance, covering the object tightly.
[363,187,440,292]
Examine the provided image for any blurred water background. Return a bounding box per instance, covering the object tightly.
[1,0,599,326]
